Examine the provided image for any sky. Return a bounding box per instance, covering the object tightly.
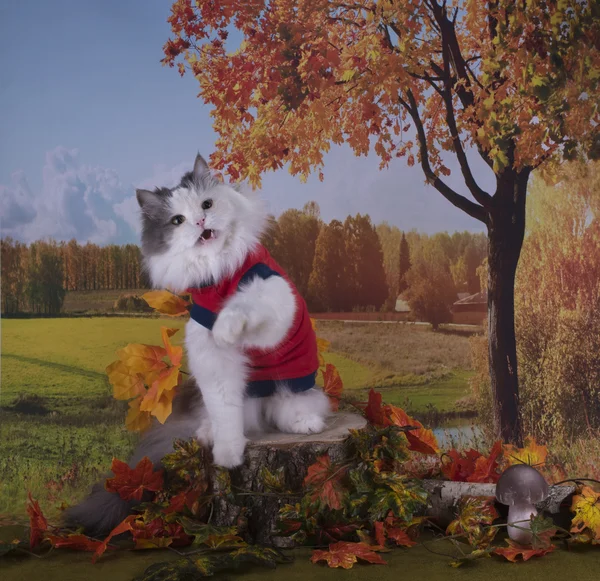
[0,0,490,246]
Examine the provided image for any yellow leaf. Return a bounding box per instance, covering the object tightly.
[317,337,330,353]
[117,343,168,384]
[571,486,600,540]
[126,398,152,432]
[140,366,180,424]
[141,290,190,316]
[106,360,145,400]
[311,318,317,332]
[503,436,548,467]
[341,69,356,82]
[161,327,183,367]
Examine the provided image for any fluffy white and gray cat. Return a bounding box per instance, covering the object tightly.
[65,154,329,535]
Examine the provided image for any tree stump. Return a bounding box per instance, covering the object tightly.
[210,412,367,547]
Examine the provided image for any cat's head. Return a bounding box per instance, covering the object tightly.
[136,154,267,292]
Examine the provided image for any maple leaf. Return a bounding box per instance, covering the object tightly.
[125,397,152,432]
[493,539,556,562]
[311,541,387,569]
[570,486,600,540]
[106,360,145,401]
[447,496,498,549]
[105,456,164,502]
[364,389,388,426]
[160,326,183,367]
[441,448,483,482]
[26,492,48,549]
[140,366,180,424]
[322,363,343,411]
[142,290,190,316]
[467,441,504,483]
[316,337,330,368]
[504,436,548,467]
[303,453,346,510]
[134,537,173,550]
[116,343,168,384]
[46,534,104,552]
[92,515,136,563]
[386,404,439,455]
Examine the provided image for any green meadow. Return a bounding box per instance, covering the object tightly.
[0,317,474,519]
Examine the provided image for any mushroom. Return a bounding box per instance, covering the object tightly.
[495,464,549,544]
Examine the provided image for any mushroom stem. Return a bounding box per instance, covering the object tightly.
[507,502,538,544]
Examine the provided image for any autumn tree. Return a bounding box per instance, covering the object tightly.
[404,238,457,330]
[163,0,600,442]
[398,232,411,294]
[308,219,349,311]
[344,214,388,310]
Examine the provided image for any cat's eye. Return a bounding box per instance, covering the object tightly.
[171,215,186,226]
[202,199,213,210]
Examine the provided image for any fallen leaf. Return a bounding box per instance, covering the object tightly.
[105,456,164,502]
[26,492,47,549]
[467,441,503,483]
[311,541,387,569]
[92,515,136,563]
[116,343,168,384]
[494,538,555,562]
[160,327,183,367]
[125,397,153,432]
[504,436,548,467]
[304,453,346,510]
[47,534,104,552]
[570,486,600,540]
[106,360,145,400]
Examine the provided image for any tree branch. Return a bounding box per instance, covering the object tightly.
[440,37,492,207]
[400,91,487,223]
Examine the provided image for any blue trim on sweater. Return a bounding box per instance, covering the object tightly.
[238,262,280,289]
[190,303,217,330]
[246,372,317,398]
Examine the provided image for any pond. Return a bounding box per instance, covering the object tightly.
[433,419,483,449]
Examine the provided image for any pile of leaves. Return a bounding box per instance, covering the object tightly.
[3,289,600,578]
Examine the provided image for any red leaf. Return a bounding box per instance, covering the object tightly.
[105,456,164,501]
[26,492,48,548]
[441,448,482,482]
[322,364,343,411]
[467,441,503,483]
[385,405,439,455]
[364,389,388,426]
[494,539,556,562]
[387,527,417,547]
[303,453,346,510]
[311,541,387,569]
[374,521,385,546]
[47,534,104,552]
[92,515,136,563]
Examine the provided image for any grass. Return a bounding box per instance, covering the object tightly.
[62,288,149,313]
[1,317,475,519]
[316,321,475,415]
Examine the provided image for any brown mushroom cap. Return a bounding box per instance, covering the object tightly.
[495,464,549,505]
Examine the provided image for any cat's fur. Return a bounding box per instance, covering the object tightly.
[64,154,329,535]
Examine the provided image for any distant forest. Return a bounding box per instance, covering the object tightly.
[0,202,486,316]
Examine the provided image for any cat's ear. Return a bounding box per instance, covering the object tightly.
[136,189,161,209]
[193,154,210,181]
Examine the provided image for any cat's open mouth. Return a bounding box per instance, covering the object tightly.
[198,229,217,244]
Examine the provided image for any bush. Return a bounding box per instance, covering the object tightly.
[113,294,153,313]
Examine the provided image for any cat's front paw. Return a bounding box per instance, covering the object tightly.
[212,438,246,469]
[284,413,326,435]
[212,308,248,348]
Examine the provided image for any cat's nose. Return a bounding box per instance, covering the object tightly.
[196,218,205,226]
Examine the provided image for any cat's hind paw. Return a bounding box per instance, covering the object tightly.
[284,413,326,435]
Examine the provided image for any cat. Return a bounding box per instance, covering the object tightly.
[64,154,330,535]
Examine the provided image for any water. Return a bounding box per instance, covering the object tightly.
[433,423,483,449]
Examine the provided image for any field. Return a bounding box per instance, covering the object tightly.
[0,317,474,520]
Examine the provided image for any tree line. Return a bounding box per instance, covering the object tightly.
[1,239,146,314]
[0,205,486,317]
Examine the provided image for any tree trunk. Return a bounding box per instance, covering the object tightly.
[210,413,367,547]
[487,168,530,445]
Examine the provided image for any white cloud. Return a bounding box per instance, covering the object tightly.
[0,147,138,244]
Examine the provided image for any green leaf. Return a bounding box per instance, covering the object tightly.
[260,466,286,493]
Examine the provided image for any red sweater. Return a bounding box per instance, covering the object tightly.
[187,245,318,397]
